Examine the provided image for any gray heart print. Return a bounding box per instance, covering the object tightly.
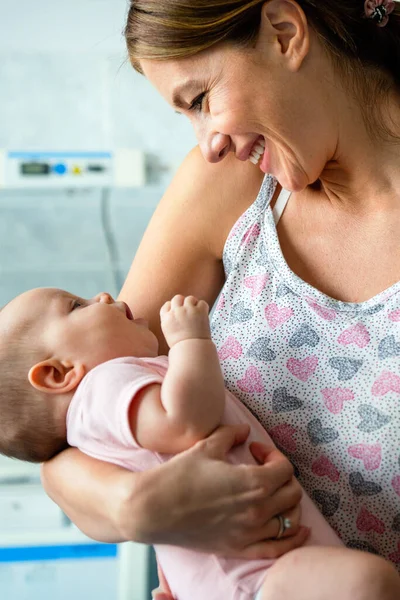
[312,489,340,517]
[393,514,400,532]
[378,335,400,360]
[272,387,303,413]
[276,282,293,298]
[289,323,320,348]
[329,357,363,381]
[349,472,382,496]
[308,418,339,445]
[224,257,233,276]
[363,304,384,315]
[346,540,379,555]
[229,302,253,325]
[247,337,276,362]
[357,404,391,433]
[256,242,269,266]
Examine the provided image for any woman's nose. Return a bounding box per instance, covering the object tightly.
[200,132,231,164]
[95,292,114,304]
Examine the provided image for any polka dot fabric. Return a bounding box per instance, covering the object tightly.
[211,175,400,568]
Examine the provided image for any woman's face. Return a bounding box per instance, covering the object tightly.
[141,9,337,191]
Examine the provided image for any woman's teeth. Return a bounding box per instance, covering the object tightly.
[249,138,265,165]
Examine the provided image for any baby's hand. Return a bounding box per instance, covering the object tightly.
[160,295,211,348]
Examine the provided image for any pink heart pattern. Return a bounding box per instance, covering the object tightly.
[227,215,245,240]
[265,303,293,329]
[244,274,269,298]
[392,475,400,497]
[218,336,242,361]
[356,507,385,534]
[321,388,355,414]
[237,366,265,394]
[210,178,400,564]
[306,298,337,321]
[372,371,400,397]
[338,323,370,348]
[287,356,318,382]
[348,443,382,471]
[312,456,340,482]
[215,293,225,312]
[241,223,261,246]
[388,309,400,322]
[269,424,298,453]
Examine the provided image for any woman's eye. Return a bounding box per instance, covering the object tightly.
[189,93,206,112]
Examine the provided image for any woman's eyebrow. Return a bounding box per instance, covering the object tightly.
[172,81,198,109]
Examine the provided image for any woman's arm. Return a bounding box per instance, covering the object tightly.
[119,146,264,352]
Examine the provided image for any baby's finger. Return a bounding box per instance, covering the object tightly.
[184,295,199,306]
[160,301,171,316]
[171,294,185,307]
[197,299,210,312]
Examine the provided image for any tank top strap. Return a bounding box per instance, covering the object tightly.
[272,188,291,225]
[222,174,277,278]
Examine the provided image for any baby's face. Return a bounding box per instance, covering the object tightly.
[0,288,159,370]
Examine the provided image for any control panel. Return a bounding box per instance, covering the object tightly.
[0,149,146,188]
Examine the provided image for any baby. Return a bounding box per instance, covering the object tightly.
[0,288,341,600]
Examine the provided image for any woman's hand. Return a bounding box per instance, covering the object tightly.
[128,423,309,560]
[42,424,307,558]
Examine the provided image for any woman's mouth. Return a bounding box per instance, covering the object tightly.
[248,137,265,165]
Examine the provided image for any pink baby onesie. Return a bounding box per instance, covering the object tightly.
[67,356,341,600]
[210,175,400,569]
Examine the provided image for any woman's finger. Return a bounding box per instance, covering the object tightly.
[263,478,303,519]
[235,487,302,538]
[239,525,311,561]
[244,448,296,498]
[197,424,250,460]
[250,441,283,465]
[259,505,302,540]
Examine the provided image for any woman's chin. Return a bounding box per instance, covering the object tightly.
[273,168,308,193]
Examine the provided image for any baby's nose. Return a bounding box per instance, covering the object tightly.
[96,292,114,304]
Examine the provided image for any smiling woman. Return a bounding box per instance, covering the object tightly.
[41,1,400,599]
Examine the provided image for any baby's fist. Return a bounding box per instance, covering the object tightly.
[160,295,211,347]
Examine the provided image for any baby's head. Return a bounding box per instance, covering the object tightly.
[0,287,158,463]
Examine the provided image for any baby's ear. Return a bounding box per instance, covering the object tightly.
[28,360,85,394]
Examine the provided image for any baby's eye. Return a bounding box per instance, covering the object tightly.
[71,299,84,310]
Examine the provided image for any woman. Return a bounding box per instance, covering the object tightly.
[42,0,400,598]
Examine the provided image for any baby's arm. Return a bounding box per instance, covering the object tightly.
[130,295,225,454]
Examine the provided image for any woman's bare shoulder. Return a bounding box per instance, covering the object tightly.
[176,146,265,255]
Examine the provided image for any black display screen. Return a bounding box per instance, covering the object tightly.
[21,162,50,175]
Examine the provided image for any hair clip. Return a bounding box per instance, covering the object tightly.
[364,0,395,27]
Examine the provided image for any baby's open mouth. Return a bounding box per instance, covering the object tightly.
[123,302,134,320]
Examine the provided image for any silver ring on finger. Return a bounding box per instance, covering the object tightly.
[274,514,292,540]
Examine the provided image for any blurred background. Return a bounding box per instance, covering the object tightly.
[0,0,196,598]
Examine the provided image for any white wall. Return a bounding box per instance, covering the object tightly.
[0,0,196,176]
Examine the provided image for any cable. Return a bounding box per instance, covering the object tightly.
[100,187,123,294]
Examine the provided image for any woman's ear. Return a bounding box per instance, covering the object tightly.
[28,359,86,394]
[258,0,309,70]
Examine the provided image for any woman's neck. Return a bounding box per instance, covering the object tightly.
[318,88,400,215]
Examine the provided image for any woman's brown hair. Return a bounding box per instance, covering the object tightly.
[125,0,400,138]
